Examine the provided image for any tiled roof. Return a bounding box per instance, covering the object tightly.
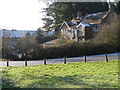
[61,11,109,28]
[82,19,101,24]
[82,12,108,24]
[86,12,108,19]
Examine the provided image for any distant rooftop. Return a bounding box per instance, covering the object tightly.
[0,30,36,37]
[0,29,54,37]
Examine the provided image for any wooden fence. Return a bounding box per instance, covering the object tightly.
[6,54,109,67]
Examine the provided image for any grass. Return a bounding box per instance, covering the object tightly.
[1,60,118,88]
[43,39,76,46]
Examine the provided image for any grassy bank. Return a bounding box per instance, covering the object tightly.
[1,60,118,88]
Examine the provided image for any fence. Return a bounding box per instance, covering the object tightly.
[0,53,118,67]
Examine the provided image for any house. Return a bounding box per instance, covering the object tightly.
[60,11,110,42]
[60,3,114,42]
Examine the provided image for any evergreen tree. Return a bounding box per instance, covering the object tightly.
[115,1,120,15]
[42,2,108,32]
[35,28,44,44]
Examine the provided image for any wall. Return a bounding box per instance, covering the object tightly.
[85,26,92,40]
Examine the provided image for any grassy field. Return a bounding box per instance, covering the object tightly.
[1,60,118,88]
[43,39,76,46]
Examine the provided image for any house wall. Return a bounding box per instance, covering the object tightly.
[61,23,99,42]
[85,26,93,40]
[61,23,68,34]
[77,25,85,37]
[61,24,76,39]
[91,24,100,38]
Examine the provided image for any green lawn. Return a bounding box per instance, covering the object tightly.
[1,60,118,88]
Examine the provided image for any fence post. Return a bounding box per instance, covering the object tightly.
[44,59,46,65]
[64,57,66,64]
[7,61,9,67]
[25,60,27,66]
[105,53,108,62]
[84,55,86,63]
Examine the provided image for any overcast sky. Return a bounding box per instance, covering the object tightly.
[0,0,116,30]
[0,0,46,30]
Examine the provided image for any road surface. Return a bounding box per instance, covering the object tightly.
[0,53,119,67]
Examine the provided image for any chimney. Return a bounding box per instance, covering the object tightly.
[108,2,115,13]
[77,10,82,18]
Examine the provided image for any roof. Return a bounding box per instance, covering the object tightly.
[77,11,108,27]
[80,23,91,27]
[82,19,101,24]
[60,22,70,29]
[86,12,108,19]
[60,11,109,28]
[82,11,108,24]
[66,22,77,26]
[60,21,78,29]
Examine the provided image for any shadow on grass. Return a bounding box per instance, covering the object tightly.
[27,74,94,88]
[2,74,118,89]
[2,70,118,89]
[2,70,20,89]
[25,74,115,88]
[2,78,19,88]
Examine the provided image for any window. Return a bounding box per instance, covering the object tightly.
[93,24,99,31]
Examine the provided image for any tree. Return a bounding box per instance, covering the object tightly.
[35,28,44,44]
[1,31,20,60]
[1,30,12,59]
[115,1,120,15]
[92,13,119,52]
[15,32,38,60]
[36,27,57,44]
[42,2,108,32]
[2,37,10,59]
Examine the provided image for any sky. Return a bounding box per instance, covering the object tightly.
[0,0,116,30]
[0,0,46,30]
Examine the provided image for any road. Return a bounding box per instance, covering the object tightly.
[0,53,119,67]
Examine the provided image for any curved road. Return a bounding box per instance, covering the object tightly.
[0,53,119,67]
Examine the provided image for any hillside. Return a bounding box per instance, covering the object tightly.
[43,39,76,47]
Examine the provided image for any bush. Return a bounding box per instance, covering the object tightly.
[29,41,118,60]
